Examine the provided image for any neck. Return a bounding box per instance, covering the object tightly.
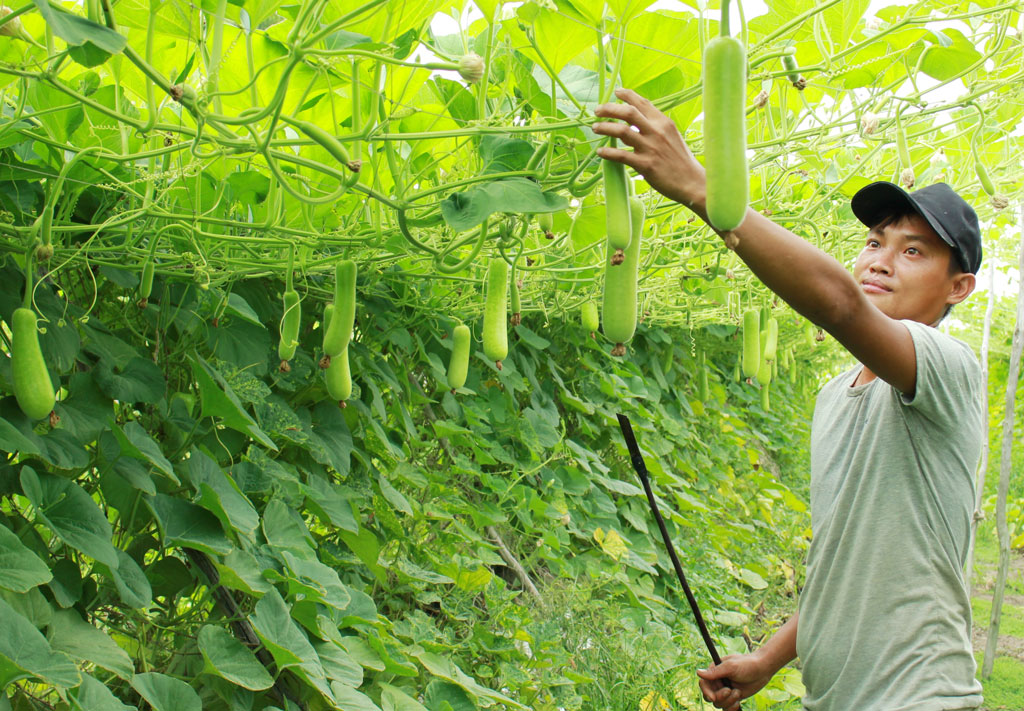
[853,365,878,387]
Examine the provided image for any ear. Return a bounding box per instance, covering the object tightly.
[947,271,975,306]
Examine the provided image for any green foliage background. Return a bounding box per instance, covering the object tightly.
[0,0,1022,709]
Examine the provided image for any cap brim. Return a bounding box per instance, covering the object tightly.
[850,181,957,252]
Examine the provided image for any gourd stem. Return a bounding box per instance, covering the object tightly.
[721,0,731,37]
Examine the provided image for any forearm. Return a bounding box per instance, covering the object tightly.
[752,611,799,676]
[691,200,864,330]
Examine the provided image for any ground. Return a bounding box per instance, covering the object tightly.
[970,524,1024,711]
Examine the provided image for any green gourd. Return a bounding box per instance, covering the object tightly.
[538,212,554,238]
[703,35,749,231]
[483,258,509,368]
[603,142,632,253]
[761,381,770,411]
[447,324,471,390]
[603,196,644,356]
[322,303,335,353]
[139,259,154,302]
[278,289,301,361]
[763,317,778,362]
[325,345,352,402]
[581,300,600,333]
[323,260,356,357]
[742,309,760,378]
[509,266,521,326]
[11,308,55,420]
[756,333,772,386]
[697,349,709,401]
[975,160,996,196]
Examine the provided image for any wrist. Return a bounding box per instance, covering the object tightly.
[751,644,788,677]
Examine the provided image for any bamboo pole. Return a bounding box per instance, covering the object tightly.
[966,261,996,598]
[981,201,1024,678]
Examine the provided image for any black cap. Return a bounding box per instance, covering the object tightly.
[850,181,982,274]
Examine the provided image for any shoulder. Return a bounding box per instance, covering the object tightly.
[900,320,980,377]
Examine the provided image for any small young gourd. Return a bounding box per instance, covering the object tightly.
[447,324,471,391]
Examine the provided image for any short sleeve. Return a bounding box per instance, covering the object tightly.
[898,319,982,428]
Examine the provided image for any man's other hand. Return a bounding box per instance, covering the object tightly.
[696,653,775,711]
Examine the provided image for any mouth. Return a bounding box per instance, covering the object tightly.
[861,280,892,294]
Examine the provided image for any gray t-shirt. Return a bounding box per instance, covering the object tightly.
[797,319,984,711]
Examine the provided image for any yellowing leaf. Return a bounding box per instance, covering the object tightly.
[639,690,671,711]
[594,527,629,561]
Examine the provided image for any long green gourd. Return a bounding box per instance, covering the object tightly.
[482,258,509,369]
[742,309,760,379]
[603,196,644,356]
[603,138,632,261]
[703,9,749,232]
[323,260,356,357]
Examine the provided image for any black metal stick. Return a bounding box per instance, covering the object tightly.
[617,413,737,698]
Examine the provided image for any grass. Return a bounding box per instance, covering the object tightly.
[971,523,1024,711]
[975,654,1024,711]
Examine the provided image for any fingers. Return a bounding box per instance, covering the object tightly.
[594,145,643,173]
[591,121,643,148]
[593,97,655,135]
[610,87,662,123]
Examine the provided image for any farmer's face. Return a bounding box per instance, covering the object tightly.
[852,213,975,325]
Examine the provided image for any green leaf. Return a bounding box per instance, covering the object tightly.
[0,522,52,592]
[47,609,134,680]
[146,493,232,555]
[31,0,127,53]
[262,497,315,555]
[69,673,136,711]
[189,354,277,450]
[131,672,202,711]
[226,171,271,207]
[330,684,382,711]
[440,179,569,232]
[110,420,178,483]
[20,466,119,569]
[105,548,153,608]
[213,548,273,596]
[0,596,81,690]
[186,447,259,538]
[280,551,351,610]
[313,641,362,688]
[479,136,534,175]
[381,682,431,711]
[423,681,476,711]
[94,356,167,404]
[919,29,983,81]
[302,475,359,533]
[249,588,325,679]
[197,624,274,691]
[413,650,522,708]
[731,566,768,590]
[58,372,116,444]
[48,558,83,607]
[0,416,41,456]
[307,401,353,474]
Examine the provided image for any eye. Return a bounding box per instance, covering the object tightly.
[866,238,880,248]
[906,246,920,255]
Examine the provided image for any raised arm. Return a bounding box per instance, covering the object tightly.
[591,88,973,395]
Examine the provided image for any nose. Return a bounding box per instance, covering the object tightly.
[869,247,893,275]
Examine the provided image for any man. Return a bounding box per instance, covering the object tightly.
[592,88,984,711]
